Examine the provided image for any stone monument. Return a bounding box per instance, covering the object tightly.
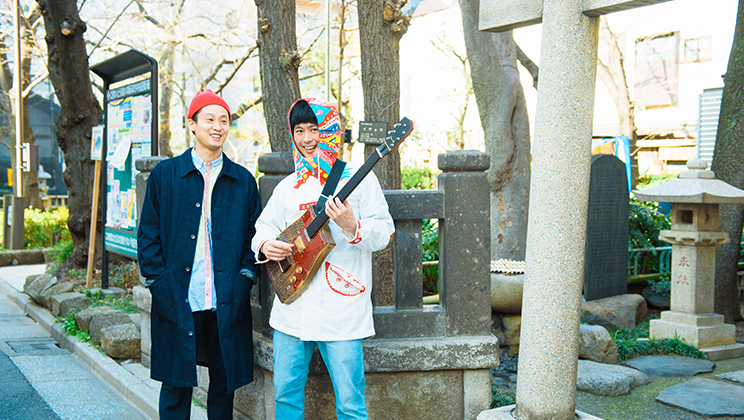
[584,154,629,301]
[634,159,744,361]
[478,1,671,419]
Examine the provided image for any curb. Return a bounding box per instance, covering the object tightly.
[0,279,160,419]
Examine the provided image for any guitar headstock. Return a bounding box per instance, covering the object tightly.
[377,117,414,157]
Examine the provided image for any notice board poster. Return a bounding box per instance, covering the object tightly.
[104,79,153,258]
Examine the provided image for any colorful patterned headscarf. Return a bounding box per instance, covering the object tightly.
[287,98,341,188]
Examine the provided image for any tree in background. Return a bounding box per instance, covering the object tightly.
[0,2,45,209]
[256,0,301,153]
[459,0,531,262]
[358,0,410,306]
[36,0,103,269]
[597,16,640,187]
[712,0,744,323]
[430,30,473,150]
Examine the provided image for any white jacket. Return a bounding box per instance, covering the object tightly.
[252,164,395,341]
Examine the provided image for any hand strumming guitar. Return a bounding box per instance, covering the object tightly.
[261,197,357,262]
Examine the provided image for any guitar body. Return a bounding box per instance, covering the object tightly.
[268,209,336,304]
[266,117,413,304]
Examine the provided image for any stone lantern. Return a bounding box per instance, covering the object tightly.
[633,159,744,361]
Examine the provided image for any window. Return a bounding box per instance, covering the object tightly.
[634,32,680,109]
[684,36,713,63]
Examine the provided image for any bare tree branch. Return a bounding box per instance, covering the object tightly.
[88,0,137,58]
[516,43,538,89]
[214,44,258,93]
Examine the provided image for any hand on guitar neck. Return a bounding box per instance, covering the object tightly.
[260,197,356,262]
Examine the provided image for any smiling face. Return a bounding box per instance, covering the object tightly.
[188,104,230,155]
[293,122,320,158]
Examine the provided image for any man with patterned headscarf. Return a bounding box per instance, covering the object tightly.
[252,98,394,419]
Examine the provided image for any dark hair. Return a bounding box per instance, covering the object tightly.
[289,100,318,133]
[191,108,202,123]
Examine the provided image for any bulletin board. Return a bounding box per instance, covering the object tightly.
[91,49,158,287]
[103,79,153,257]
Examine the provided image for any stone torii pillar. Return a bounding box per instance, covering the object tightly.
[478,1,671,420]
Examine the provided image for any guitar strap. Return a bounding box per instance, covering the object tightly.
[314,159,346,214]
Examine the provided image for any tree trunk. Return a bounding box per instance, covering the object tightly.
[358,0,410,306]
[256,0,301,153]
[37,0,102,268]
[158,43,175,157]
[711,0,744,323]
[459,0,531,261]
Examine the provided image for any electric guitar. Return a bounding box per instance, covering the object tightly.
[267,117,414,304]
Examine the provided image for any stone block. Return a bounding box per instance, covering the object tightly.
[579,324,619,364]
[656,378,744,417]
[132,285,151,312]
[0,252,14,267]
[581,294,647,330]
[491,273,523,313]
[75,306,118,333]
[52,292,91,317]
[89,312,134,345]
[650,312,736,349]
[580,310,619,334]
[577,360,650,396]
[622,355,714,377]
[14,249,45,265]
[492,313,521,354]
[24,273,57,304]
[128,313,141,331]
[463,369,492,420]
[39,282,76,309]
[99,323,141,359]
[234,367,267,420]
[24,274,40,290]
[139,310,151,367]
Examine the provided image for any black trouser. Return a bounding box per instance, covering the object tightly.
[159,310,233,420]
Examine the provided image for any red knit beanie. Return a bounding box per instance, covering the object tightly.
[187,89,231,120]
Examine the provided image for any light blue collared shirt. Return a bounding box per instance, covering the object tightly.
[188,148,223,312]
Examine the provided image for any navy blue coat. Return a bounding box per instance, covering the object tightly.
[137,149,260,393]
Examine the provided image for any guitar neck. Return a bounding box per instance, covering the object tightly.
[306,150,382,238]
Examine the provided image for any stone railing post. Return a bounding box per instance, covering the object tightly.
[438,150,492,337]
[253,152,294,337]
[132,156,167,368]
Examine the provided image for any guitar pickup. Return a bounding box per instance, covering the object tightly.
[294,236,306,253]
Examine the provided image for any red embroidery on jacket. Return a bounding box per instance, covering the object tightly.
[325,262,365,296]
[299,202,317,211]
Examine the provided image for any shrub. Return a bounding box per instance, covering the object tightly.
[422,219,439,295]
[612,319,706,361]
[629,198,670,250]
[47,239,73,264]
[24,207,71,249]
[402,165,435,190]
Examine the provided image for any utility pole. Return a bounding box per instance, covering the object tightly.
[9,0,26,250]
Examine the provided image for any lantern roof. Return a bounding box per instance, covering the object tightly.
[633,159,744,204]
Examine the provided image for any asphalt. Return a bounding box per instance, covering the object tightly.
[0,264,207,420]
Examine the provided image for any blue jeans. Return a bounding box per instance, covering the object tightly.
[273,330,367,420]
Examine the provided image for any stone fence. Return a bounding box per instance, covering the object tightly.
[134,149,499,420]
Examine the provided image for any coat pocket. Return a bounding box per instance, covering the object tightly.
[149,272,178,325]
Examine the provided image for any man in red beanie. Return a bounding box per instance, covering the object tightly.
[138,89,261,420]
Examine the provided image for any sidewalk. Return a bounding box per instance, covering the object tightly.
[0,264,207,420]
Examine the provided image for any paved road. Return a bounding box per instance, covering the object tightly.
[0,266,148,420]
